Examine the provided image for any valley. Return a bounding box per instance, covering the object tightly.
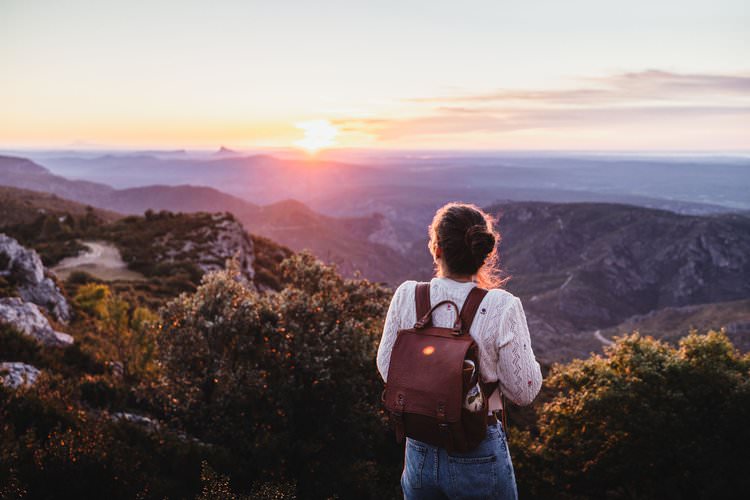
[1,152,749,363]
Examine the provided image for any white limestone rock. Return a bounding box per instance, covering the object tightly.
[111,411,159,431]
[154,213,255,281]
[0,297,74,346]
[0,233,71,323]
[0,362,41,388]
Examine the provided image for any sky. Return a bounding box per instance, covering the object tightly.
[1,0,748,151]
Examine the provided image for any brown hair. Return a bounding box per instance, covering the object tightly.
[428,202,508,289]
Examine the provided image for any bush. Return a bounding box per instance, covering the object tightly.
[157,252,397,498]
[516,330,750,499]
[74,283,112,318]
[71,283,159,383]
[0,373,212,499]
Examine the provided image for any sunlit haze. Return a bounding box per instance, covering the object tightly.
[1,0,748,151]
[294,120,339,154]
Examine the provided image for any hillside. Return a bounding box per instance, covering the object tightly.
[0,185,293,297]
[493,202,750,361]
[3,157,750,362]
[106,184,259,215]
[0,155,257,215]
[403,201,750,361]
[96,211,255,283]
[0,156,410,283]
[236,199,411,283]
[0,185,120,226]
[37,153,386,203]
[599,298,750,351]
[0,155,115,204]
[0,186,121,266]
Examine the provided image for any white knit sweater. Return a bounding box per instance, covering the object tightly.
[376,277,543,410]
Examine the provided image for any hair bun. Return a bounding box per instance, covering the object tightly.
[464,224,496,263]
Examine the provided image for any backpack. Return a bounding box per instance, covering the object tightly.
[382,282,499,453]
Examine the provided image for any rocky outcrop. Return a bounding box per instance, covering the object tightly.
[0,362,41,388]
[0,298,73,346]
[0,233,71,322]
[157,213,255,280]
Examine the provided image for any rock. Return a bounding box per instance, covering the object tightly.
[0,297,74,346]
[0,362,41,388]
[0,234,71,322]
[208,215,255,280]
[107,360,124,379]
[111,412,159,431]
[156,213,255,281]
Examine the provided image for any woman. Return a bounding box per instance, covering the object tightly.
[377,202,543,500]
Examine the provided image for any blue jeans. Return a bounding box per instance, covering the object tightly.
[401,421,518,500]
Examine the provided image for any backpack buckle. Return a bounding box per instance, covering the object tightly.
[436,402,453,450]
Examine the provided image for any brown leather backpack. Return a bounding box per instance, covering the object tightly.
[382,282,499,453]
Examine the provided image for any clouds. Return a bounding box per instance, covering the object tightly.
[411,70,750,105]
[334,70,750,144]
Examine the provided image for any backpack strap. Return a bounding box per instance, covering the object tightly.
[415,282,431,320]
[458,286,488,335]
[461,287,506,430]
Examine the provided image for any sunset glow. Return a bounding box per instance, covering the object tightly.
[293,120,339,154]
[0,1,747,150]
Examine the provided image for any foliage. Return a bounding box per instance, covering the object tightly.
[70,282,160,384]
[0,373,211,499]
[2,208,104,266]
[196,461,246,500]
[250,234,294,291]
[74,283,112,318]
[514,330,750,499]
[0,280,213,499]
[94,211,221,284]
[4,223,749,499]
[0,322,104,378]
[157,251,397,498]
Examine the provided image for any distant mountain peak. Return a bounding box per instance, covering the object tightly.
[214,146,239,156]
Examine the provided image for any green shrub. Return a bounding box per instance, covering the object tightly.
[515,330,750,499]
[157,252,397,498]
[74,283,112,319]
[0,372,215,499]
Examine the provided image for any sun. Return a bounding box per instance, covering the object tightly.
[293,119,338,154]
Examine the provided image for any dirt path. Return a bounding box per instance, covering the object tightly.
[594,329,614,347]
[52,241,145,281]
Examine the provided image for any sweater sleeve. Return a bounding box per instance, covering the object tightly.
[495,296,543,406]
[376,281,412,383]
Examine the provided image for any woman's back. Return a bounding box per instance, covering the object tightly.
[377,276,542,409]
[375,201,543,499]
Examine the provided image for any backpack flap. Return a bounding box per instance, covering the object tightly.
[384,326,474,422]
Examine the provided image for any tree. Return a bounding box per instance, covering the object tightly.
[514,331,750,499]
[73,283,159,382]
[157,252,397,498]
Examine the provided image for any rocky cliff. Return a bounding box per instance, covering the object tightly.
[0,233,71,322]
[0,236,75,390]
[100,211,255,283]
[158,213,256,279]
